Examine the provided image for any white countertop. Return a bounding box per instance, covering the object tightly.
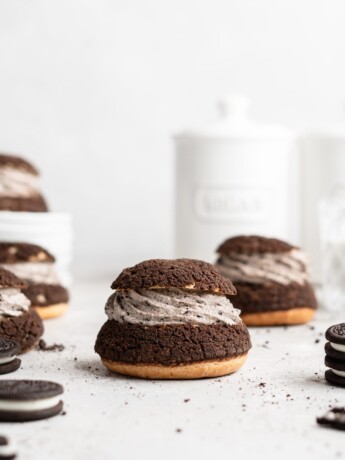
[3,280,345,460]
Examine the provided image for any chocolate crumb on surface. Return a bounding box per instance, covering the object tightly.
[38,339,65,352]
[317,407,345,431]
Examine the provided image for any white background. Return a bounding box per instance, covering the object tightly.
[0,0,344,279]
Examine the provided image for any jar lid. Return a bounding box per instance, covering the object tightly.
[175,94,294,141]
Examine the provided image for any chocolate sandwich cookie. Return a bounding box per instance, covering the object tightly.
[95,259,252,379]
[0,380,63,422]
[0,243,69,320]
[317,407,345,431]
[0,268,43,352]
[0,154,48,212]
[215,235,317,326]
[0,340,21,375]
[0,436,17,459]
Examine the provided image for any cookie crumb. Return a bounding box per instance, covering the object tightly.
[317,407,345,431]
[38,339,65,352]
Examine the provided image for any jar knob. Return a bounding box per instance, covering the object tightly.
[218,94,249,120]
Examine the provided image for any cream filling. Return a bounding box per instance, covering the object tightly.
[0,262,59,285]
[0,166,40,198]
[0,356,16,365]
[0,395,61,412]
[331,369,345,378]
[0,288,30,317]
[330,342,345,353]
[216,249,308,286]
[106,288,241,326]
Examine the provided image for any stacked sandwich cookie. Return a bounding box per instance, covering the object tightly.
[0,154,48,212]
[0,268,43,352]
[325,323,345,387]
[95,259,252,379]
[0,243,69,319]
[215,235,317,326]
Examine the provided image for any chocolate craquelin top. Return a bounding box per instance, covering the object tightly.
[0,268,27,290]
[0,154,39,175]
[0,243,55,264]
[112,259,236,295]
[217,235,295,255]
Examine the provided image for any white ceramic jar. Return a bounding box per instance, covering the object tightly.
[301,122,345,281]
[174,95,297,262]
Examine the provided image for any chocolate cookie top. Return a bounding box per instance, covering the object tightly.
[0,339,20,358]
[0,154,39,175]
[112,259,236,295]
[0,380,63,400]
[0,268,27,289]
[0,243,55,264]
[326,323,345,345]
[217,235,296,255]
